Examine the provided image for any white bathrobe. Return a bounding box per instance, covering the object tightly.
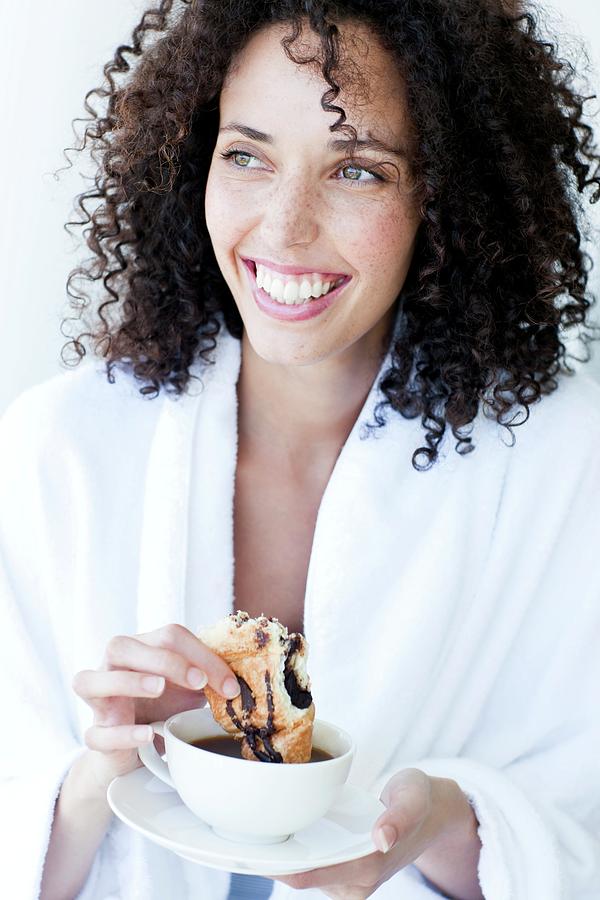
[1,321,599,900]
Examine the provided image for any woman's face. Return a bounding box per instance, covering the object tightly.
[205,20,421,367]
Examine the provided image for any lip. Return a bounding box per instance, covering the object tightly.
[241,255,347,280]
[241,258,351,323]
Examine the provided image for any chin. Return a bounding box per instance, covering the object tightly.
[242,318,333,368]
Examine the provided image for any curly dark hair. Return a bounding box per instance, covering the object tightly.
[61,0,600,470]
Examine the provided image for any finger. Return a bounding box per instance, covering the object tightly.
[379,768,430,809]
[103,630,238,699]
[266,854,381,890]
[73,669,166,702]
[131,625,241,699]
[374,769,432,853]
[84,723,155,752]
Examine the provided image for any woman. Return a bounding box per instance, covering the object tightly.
[2,0,599,898]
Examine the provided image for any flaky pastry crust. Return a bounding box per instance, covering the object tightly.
[198,611,315,763]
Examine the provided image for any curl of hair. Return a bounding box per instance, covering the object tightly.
[60,0,600,470]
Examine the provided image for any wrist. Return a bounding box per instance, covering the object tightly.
[71,751,115,807]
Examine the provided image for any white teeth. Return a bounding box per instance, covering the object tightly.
[283,281,300,304]
[299,279,312,301]
[253,262,345,305]
[270,278,284,301]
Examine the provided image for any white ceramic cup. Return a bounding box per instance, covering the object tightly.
[137,706,354,844]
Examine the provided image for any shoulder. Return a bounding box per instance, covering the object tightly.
[0,360,160,460]
[0,326,241,466]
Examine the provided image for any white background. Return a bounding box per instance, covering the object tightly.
[1,0,600,415]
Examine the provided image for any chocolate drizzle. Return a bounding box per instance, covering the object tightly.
[238,676,256,714]
[249,671,283,763]
[264,670,276,733]
[225,700,243,730]
[284,668,313,709]
[283,636,313,710]
[223,671,283,763]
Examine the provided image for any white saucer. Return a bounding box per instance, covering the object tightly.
[107,766,385,876]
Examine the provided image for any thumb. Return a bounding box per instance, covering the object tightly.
[372,768,432,854]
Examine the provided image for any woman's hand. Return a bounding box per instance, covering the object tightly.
[268,768,482,900]
[72,623,241,794]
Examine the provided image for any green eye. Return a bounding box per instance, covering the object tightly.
[219,149,259,168]
[341,165,363,180]
[337,163,384,187]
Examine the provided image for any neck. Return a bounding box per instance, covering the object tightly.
[236,311,395,480]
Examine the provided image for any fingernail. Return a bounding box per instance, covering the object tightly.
[133,725,154,742]
[187,667,208,689]
[142,675,165,694]
[222,676,240,699]
[374,825,397,854]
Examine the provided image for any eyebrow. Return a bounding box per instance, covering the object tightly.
[218,121,408,159]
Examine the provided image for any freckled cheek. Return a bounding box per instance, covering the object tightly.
[205,176,255,251]
[339,207,415,292]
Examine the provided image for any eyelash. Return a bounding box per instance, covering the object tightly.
[218,147,386,187]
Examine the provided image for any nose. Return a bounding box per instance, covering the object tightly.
[259,171,319,249]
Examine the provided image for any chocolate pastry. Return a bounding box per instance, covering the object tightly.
[197,611,315,763]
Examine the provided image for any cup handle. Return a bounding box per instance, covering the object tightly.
[137,721,175,788]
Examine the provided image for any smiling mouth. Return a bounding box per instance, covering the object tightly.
[244,258,349,307]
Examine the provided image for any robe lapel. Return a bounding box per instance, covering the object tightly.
[185,332,242,632]
[135,384,200,633]
[135,330,241,635]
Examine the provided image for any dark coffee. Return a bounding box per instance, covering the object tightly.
[188,734,334,763]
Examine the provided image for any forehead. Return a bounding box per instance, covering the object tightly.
[220,20,409,142]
